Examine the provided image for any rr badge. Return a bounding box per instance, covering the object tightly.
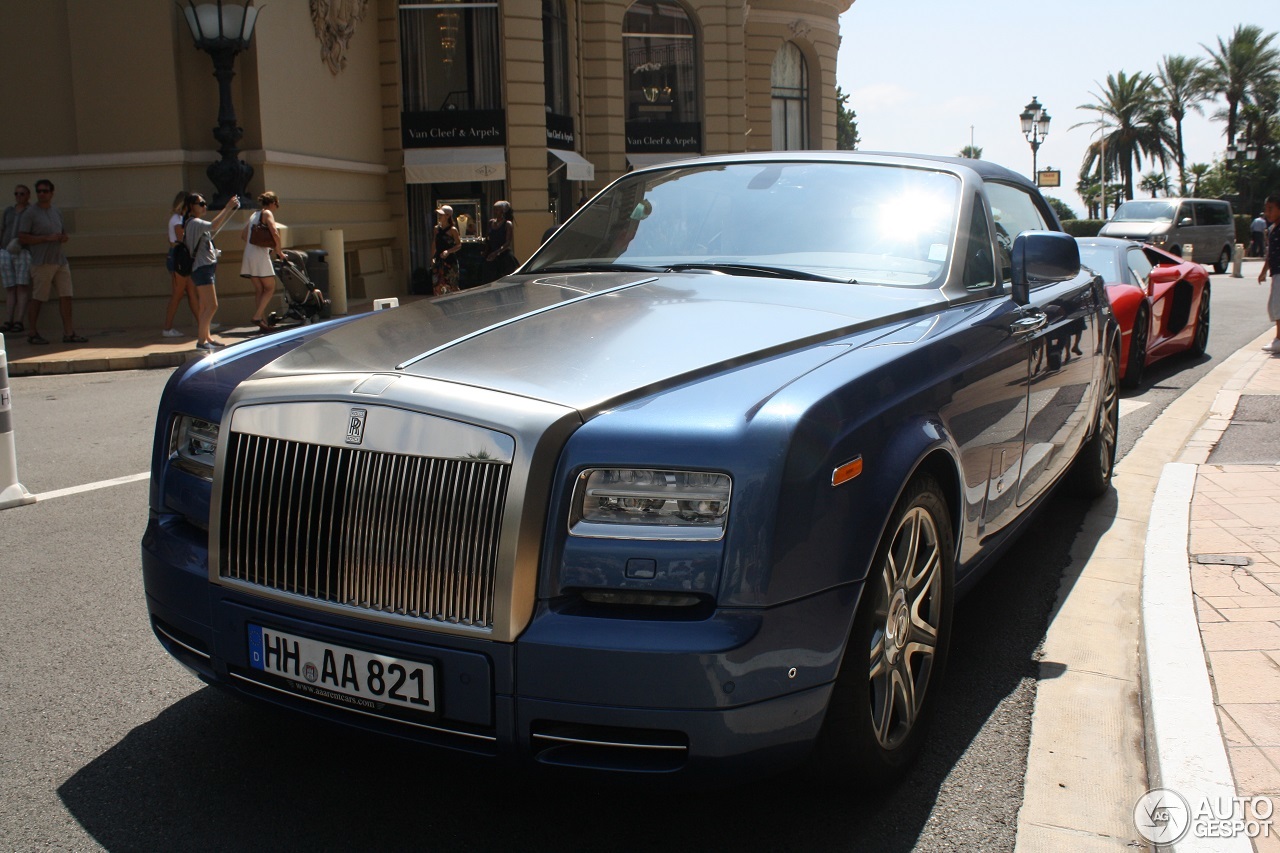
[346,407,367,445]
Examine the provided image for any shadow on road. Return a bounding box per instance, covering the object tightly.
[59,495,1097,853]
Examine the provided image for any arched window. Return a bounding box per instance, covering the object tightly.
[623,0,699,136]
[771,42,808,150]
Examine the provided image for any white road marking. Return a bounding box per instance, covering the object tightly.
[1119,399,1150,417]
[34,471,150,502]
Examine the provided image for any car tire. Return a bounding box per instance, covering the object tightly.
[1189,285,1211,357]
[1122,307,1147,389]
[1167,245,1181,260]
[812,474,954,788]
[1066,343,1119,498]
[1213,247,1230,275]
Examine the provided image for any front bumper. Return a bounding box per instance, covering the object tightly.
[142,516,854,778]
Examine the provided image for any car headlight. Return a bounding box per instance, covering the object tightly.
[169,414,220,480]
[570,468,731,541]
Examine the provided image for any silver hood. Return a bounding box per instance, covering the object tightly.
[255,272,943,411]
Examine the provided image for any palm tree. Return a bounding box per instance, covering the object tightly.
[1075,71,1174,201]
[1139,171,1170,197]
[958,145,983,159]
[1155,54,1210,194]
[1186,162,1210,196]
[1202,25,1280,148]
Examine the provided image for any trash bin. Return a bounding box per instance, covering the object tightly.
[305,249,329,297]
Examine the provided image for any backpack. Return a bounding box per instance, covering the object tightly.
[174,215,201,277]
[172,240,195,277]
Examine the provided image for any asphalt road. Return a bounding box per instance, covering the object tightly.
[0,266,1270,851]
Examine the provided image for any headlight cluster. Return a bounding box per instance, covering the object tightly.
[169,414,220,480]
[571,468,731,541]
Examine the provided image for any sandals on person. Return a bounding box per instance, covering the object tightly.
[62,334,88,343]
[28,334,49,345]
[9,322,22,334]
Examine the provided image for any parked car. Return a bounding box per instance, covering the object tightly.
[1077,236,1210,387]
[1098,197,1235,273]
[143,152,1120,785]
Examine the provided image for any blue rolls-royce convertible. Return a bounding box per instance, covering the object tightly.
[143,152,1119,784]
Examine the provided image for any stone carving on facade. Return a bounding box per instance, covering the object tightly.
[788,18,812,41]
[310,0,369,75]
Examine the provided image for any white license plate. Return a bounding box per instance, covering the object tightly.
[247,625,435,715]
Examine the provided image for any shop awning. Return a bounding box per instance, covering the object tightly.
[626,152,698,170]
[548,149,595,181]
[404,146,506,184]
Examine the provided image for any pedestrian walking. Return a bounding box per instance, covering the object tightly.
[181,192,240,350]
[18,179,85,345]
[431,204,461,295]
[1,184,32,334]
[240,191,284,331]
[483,200,518,283]
[1259,194,1280,354]
[1251,211,1267,258]
[161,189,198,338]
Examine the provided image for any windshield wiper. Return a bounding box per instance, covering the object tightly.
[532,262,668,274]
[665,262,856,284]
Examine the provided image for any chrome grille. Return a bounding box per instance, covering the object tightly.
[219,432,509,629]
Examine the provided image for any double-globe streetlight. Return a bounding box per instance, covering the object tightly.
[1019,96,1051,185]
[181,0,261,209]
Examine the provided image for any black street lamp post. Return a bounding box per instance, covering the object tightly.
[181,1,261,209]
[1019,96,1051,185]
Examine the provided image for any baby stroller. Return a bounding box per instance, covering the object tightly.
[265,250,331,328]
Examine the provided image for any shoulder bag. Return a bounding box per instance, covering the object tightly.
[249,211,275,247]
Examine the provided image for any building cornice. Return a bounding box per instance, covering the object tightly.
[0,149,388,176]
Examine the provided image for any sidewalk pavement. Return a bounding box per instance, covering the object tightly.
[0,296,426,377]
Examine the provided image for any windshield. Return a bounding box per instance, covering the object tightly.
[1111,201,1176,223]
[1077,245,1119,282]
[526,161,961,287]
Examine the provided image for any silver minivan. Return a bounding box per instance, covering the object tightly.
[1099,198,1235,272]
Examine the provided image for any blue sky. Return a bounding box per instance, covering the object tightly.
[836,0,1278,216]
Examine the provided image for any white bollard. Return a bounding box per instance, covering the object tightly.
[1181,243,1195,262]
[0,335,35,510]
[1232,243,1244,278]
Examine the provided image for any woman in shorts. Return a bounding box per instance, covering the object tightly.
[181,192,240,351]
[161,189,198,338]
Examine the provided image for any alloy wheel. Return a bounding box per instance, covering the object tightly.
[868,505,943,751]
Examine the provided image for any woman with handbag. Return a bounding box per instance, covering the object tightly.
[241,191,284,331]
[431,205,461,296]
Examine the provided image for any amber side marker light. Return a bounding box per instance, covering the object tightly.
[832,456,863,487]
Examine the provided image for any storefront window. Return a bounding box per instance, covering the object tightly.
[543,0,570,116]
[399,1,500,111]
[623,0,700,146]
[771,42,808,150]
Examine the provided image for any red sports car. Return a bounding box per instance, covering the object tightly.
[1077,236,1211,387]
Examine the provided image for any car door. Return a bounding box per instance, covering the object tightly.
[985,181,1097,508]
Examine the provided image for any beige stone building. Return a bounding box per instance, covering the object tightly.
[0,0,853,328]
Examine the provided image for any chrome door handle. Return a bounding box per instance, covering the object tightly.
[1011,313,1047,336]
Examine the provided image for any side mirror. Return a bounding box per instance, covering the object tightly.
[1009,231,1080,305]
[1178,217,1194,227]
